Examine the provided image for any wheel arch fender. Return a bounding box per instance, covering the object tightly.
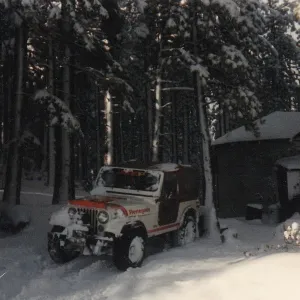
[179,206,197,227]
[121,220,148,240]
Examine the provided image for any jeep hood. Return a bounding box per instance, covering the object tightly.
[69,195,156,216]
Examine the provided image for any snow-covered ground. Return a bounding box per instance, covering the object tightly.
[0,181,299,300]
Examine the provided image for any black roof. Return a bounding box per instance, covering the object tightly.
[115,161,197,173]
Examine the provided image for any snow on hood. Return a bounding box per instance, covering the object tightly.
[49,206,73,228]
[90,184,107,196]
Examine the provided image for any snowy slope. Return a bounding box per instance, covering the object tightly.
[0,182,298,300]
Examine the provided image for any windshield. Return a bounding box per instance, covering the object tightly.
[97,168,161,192]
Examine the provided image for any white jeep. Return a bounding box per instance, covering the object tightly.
[48,163,205,270]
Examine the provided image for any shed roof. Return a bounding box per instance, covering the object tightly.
[275,155,300,170]
[212,111,300,146]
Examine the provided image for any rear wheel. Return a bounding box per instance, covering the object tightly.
[48,226,80,264]
[173,215,196,247]
[113,230,146,271]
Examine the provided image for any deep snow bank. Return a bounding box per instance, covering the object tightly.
[134,252,300,300]
[0,181,290,300]
[272,213,300,246]
[4,216,277,300]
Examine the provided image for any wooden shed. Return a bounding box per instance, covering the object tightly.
[212,111,300,218]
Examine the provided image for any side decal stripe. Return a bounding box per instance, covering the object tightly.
[148,223,180,233]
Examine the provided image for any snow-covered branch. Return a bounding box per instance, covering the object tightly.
[34,89,83,136]
[150,87,194,92]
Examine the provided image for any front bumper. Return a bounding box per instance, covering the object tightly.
[48,231,115,256]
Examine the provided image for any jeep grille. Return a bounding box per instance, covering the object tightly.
[77,208,98,234]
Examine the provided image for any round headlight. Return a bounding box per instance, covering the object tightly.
[98,210,109,224]
[68,207,77,216]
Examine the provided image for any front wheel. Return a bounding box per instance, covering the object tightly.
[48,227,80,264]
[173,215,196,247]
[113,231,146,271]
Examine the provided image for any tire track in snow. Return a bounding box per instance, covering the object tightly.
[12,257,117,300]
[4,224,263,300]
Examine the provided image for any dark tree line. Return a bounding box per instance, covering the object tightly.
[0,0,299,234]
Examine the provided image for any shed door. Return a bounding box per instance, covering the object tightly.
[276,166,288,206]
[288,171,300,200]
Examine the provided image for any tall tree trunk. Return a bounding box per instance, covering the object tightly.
[96,85,101,171]
[130,114,136,159]
[113,99,121,164]
[119,109,125,163]
[52,0,74,203]
[0,46,3,158]
[0,100,2,165]
[48,37,55,186]
[52,43,72,203]
[152,73,162,162]
[41,127,48,174]
[152,31,164,163]
[52,126,62,204]
[69,134,75,199]
[160,91,167,162]
[0,43,4,187]
[99,88,105,167]
[140,116,147,162]
[171,92,177,163]
[196,74,220,240]
[59,44,72,201]
[147,83,153,162]
[296,87,300,111]
[192,0,221,240]
[3,24,27,205]
[183,102,189,164]
[78,140,83,181]
[105,89,113,165]
[1,41,13,189]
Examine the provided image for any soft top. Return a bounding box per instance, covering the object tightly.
[117,161,154,170]
[114,161,196,173]
[150,163,194,172]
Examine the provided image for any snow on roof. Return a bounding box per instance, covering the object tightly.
[275,155,300,170]
[150,163,180,172]
[212,111,300,145]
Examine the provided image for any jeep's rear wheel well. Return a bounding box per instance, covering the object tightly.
[121,221,148,240]
[183,208,196,221]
